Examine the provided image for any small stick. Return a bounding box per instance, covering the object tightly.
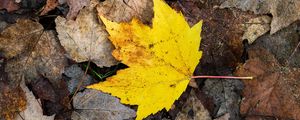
[191,75,253,80]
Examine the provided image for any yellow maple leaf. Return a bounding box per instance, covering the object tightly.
[87,0,202,119]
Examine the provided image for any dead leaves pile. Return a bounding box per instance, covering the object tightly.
[1,0,300,120]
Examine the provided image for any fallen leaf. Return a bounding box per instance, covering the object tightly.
[170,0,256,76]
[242,16,271,44]
[66,0,90,20]
[235,46,300,119]
[202,78,243,119]
[55,0,117,67]
[0,81,26,119]
[3,19,67,85]
[0,19,43,59]
[72,89,136,120]
[87,0,203,119]
[175,90,211,120]
[40,0,58,15]
[0,0,19,12]
[15,80,55,120]
[63,64,96,93]
[251,22,300,67]
[97,0,153,23]
[213,113,230,120]
[32,77,71,118]
[31,77,57,102]
[220,0,300,34]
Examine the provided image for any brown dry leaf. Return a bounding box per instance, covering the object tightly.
[242,16,271,44]
[97,0,153,23]
[15,80,55,120]
[55,0,117,67]
[3,19,67,85]
[220,0,300,34]
[71,89,136,120]
[66,0,90,20]
[175,90,211,120]
[0,0,19,12]
[0,48,26,120]
[0,82,26,119]
[235,46,300,119]
[0,19,43,59]
[40,0,59,15]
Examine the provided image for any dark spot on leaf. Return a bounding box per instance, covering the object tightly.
[149,44,154,48]
[170,84,176,87]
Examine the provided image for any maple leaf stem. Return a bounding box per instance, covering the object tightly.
[191,75,253,80]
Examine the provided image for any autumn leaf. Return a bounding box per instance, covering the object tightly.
[220,0,300,34]
[55,0,117,67]
[87,0,203,119]
[235,46,300,119]
[40,0,58,15]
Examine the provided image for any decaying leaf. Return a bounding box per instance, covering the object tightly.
[235,46,300,119]
[249,21,300,68]
[15,80,55,120]
[66,0,90,20]
[40,0,58,15]
[0,0,19,12]
[97,0,153,23]
[72,89,136,120]
[175,90,211,120]
[0,81,26,119]
[63,64,96,93]
[213,113,230,120]
[202,78,243,119]
[55,0,117,67]
[4,19,67,85]
[88,0,203,119]
[220,0,300,34]
[0,19,43,59]
[242,16,271,44]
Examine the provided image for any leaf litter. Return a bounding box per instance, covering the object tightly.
[55,0,117,67]
[1,0,300,119]
[15,80,55,120]
[220,0,300,34]
[72,89,136,120]
[3,19,67,86]
[88,0,203,119]
[235,46,300,119]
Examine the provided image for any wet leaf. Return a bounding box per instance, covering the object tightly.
[55,0,117,67]
[88,0,203,119]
